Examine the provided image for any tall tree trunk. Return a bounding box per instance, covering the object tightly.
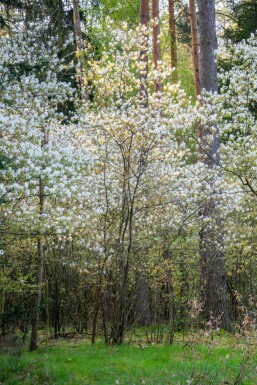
[151,0,162,92]
[197,0,231,331]
[163,250,174,344]
[91,265,107,344]
[134,1,151,328]
[198,0,218,93]
[168,0,177,79]
[30,129,48,350]
[0,289,5,335]
[139,0,149,106]
[92,141,111,344]
[135,270,151,326]
[72,0,86,98]
[140,0,149,27]
[30,181,45,350]
[45,277,49,346]
[189,0,200,96]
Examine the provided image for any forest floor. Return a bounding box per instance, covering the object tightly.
[0,332,256,385]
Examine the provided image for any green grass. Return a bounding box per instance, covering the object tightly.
[0,336,256,385]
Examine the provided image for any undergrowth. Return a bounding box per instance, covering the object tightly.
[0,330,256,385]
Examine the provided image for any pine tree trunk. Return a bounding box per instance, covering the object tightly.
[168,0,177,78]
[198,0,218,93]
[139,0,149,105]
[140,0,149,27]
[72,0,86,98]
[197,0,231,331]
[189,0,200,96]
[151,0,162,92]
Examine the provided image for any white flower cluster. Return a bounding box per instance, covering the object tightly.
[0,30,90,236]
[2,23,257,268]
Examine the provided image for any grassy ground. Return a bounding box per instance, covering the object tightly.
[0,334,256,385]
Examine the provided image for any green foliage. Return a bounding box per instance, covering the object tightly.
[175,2,191,45]
[225,0,257,42]
[176,44,195,98]
[94,0,140,26]
[0,154,10,171]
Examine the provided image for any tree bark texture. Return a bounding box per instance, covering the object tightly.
[140,0,149,105]
[30,130,48,350]
[72,0,86,98]
[135,271,151,326]
[151,0,162,92]
[197,0,231,331]
[189,0,200,96]
[198,0,218,93]
[163,250,174,343]
[29,193,44,350]
[140,0,149,26]
[168,0,177,77]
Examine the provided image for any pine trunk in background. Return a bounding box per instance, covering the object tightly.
[72,0,86,98]
[198,0,218,93]
[197,0,231,331]
[139,0,149,105]
[168,0,177,79]
[189,0,200,96]
[151,0,162,92]
[140,0,149,27]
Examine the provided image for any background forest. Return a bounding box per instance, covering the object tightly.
[0,0,257,360]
